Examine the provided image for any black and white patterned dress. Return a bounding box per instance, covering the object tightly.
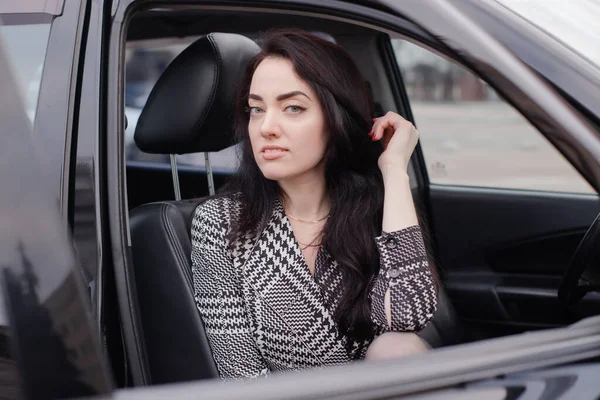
[191,194,437,379]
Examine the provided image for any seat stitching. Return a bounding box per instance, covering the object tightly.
[163,203,192,289]
[160,203,193,289]
[166,204,193,288]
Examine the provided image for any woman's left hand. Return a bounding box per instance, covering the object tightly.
[369,111,419,176]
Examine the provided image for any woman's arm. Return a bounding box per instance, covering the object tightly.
[369,112,438,331]
[192,199,269,379]
[381,170,418,232]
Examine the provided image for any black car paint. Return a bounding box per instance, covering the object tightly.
[71,0,106,323]
[1,0,600,398]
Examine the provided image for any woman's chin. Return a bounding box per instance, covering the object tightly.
[260,170,289,181]
[258,165,295,182]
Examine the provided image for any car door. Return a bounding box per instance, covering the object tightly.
[382,0,600,340]
[0,2,113,398]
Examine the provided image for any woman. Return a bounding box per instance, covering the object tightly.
[191,29,438,379]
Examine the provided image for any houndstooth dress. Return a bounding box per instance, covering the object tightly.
[191,194,437,379]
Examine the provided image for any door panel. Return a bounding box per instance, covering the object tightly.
[430,185,600,340]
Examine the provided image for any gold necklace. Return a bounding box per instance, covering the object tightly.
[297,240,321,248]
[286,213,329,224]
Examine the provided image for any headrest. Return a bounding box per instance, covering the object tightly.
[134,33,260,154]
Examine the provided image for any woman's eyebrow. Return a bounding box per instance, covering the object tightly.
[276,91,311,101]
[248,91,311,102]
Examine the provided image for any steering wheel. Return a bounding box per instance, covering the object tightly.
[559,212,600,306]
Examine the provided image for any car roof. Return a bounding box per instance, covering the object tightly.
[126,8,378,42]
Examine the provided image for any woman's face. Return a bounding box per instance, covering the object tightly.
[247,56,328,182]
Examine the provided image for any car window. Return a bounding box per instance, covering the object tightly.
[125,38,239,172]
[391,39,596,194]
[0,15,51,124]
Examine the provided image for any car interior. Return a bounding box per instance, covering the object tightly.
[109,5,600,388]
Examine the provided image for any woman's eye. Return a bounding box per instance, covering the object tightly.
[248,106,263,115]
[286,105,305,114]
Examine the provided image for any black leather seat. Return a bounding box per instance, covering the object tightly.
[129,33,261,384]
[128,32,461,385]
[418,284,462,348]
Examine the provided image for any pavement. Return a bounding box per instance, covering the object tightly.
[412,101,595,194]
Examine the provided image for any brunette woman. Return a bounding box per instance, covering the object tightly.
[192,29,438,379]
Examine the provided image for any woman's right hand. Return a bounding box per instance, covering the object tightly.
[369,111,419,177]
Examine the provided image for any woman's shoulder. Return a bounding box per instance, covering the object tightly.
[191,193,242,250]
[192,192,242,226]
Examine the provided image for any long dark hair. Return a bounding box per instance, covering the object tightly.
[224,29,414,342]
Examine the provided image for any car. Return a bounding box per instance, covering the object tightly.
[1,0,600,398]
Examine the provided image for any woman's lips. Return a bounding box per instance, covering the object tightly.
[261,148,288,160]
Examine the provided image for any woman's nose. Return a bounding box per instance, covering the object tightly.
[260,111,281,138]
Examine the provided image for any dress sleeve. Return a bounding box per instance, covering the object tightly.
[369,225,438,332]
[191,199,269,379]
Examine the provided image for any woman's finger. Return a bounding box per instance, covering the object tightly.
[374,117,395,141]
[369,117,379,138]
[382,126,394,149]
[371,119,381,141]
[372,118,384,141]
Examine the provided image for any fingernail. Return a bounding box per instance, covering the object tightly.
[372,136,376,141]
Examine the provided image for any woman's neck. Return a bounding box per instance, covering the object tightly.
[278,171,330,220]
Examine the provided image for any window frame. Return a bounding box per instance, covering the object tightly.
[27,0,90,216]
